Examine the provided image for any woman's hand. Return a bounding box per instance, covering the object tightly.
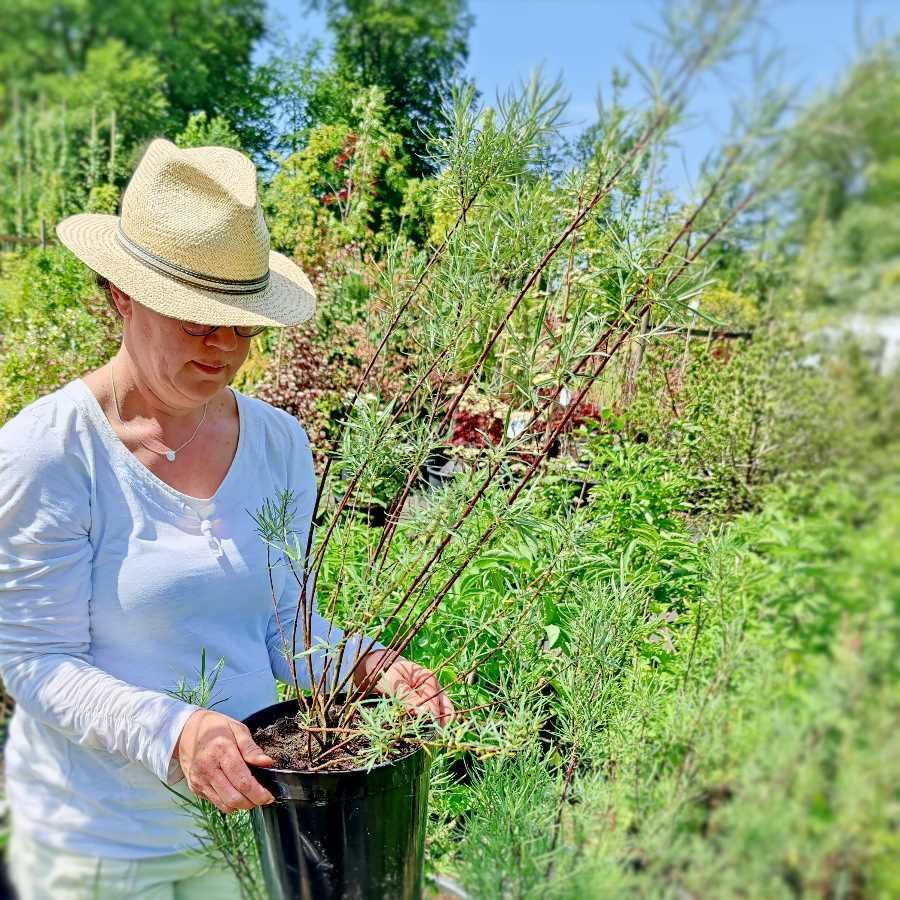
[354,650,455,727]
[173,709,276,813]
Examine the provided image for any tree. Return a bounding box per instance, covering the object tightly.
[309,0,473,177]
[256,35,363,166]
[0,0,270,154]
[0,40,171,234]
[784,38,900,311]
[265,86,408,271]
[175,111,244,151]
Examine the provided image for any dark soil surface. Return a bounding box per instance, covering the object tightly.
[253,705,418,773]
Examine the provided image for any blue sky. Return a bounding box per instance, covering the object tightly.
[259,1,898,196]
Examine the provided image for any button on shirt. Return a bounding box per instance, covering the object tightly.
[0,379,385,858]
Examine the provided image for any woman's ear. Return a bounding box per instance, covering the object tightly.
[108,283,132,320]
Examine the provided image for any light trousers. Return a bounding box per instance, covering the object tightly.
[7,827,244,900]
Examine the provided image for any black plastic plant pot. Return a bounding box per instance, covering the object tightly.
[334,493,389,527]
[242,699,431,900]
[418,448,453,490]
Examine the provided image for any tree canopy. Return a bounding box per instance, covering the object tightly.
[309,0,473,176]
[0,0,271,153]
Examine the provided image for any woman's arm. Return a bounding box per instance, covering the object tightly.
[0,431,198,784]
[264,422,388,693]
[265,562,389,693]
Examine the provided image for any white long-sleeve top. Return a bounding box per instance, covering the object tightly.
[0,377,383,858]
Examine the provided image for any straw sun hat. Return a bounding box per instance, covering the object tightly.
[56,137,316,328]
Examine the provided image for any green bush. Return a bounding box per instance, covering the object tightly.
[623,316,900,516]
[0,247,119,423]
[427,465,900,898]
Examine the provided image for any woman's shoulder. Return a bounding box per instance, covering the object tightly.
[0,381,86,451]
[0,381,91,495]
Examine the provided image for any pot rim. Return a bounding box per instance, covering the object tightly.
[248,741,426,778]
[244,698,432,778]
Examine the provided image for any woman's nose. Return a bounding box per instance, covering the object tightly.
[205,327,239,351]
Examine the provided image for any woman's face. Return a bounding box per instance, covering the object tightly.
[111,283,251,409]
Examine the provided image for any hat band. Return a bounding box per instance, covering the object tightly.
[116,226,270,295]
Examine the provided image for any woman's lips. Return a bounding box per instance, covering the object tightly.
[192,360,226,374]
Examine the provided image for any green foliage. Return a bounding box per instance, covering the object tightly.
[334,394,424,508]
[451,748,566,896]
[0,39,169,234]
[0,0,271,154]
[265,86,409,271]
[166,649,228,710]
[42,39,172,153]
[785,38,900,312]
[425,466,900,898]
[624,312,900,515]
[353,692,429,771]
[175,112,243,151]
[0,248,120,423]
[86,183,121,214]
[310,0,473,177]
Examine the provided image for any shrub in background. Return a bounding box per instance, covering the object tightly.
[0,247,120,423]
[252,315,414,463]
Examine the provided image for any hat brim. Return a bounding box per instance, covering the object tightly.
[56,213,316,328]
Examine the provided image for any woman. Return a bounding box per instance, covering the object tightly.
[0,137,453,899]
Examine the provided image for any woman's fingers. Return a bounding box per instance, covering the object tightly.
[377,657,455,727]
[230,721,276,769]
[436,689,455,726]
[200,781,228,814]
[414,674,441,711]
[393,679,433,719]
[208,769,255,813]
[400,670,454,726]
[177,710,276,812]
[219,752,275,808]
[412,671,453,724]
[391,679,417,707]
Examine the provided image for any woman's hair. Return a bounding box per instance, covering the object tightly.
[95,273,123,319]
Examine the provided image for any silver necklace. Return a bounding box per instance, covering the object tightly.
[110,362,209,462]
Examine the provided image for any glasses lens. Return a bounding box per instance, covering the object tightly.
[181,322,267,338]
[182,321,216,336]
[235,325,268,338]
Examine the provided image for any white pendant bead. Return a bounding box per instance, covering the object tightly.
[166,450,176,462]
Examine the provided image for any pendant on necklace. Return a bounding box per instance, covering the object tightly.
[166,450,176,462]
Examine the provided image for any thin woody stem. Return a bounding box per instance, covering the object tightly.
[332,176,766,707]
[293,9,761,729]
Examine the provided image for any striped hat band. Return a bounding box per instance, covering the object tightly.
[115,226,270,296]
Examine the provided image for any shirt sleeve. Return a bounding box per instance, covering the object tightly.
[0,409,198,785]
[265,421,387,694]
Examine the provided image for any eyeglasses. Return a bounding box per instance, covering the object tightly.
[181,321,268,338]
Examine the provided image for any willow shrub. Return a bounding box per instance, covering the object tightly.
[308,426,713,868]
